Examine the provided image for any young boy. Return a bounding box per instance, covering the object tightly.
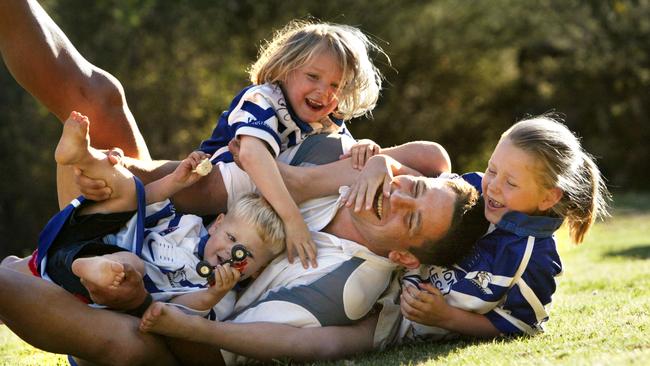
[36,111,285,318]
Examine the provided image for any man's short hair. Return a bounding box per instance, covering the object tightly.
[410,179,489,266]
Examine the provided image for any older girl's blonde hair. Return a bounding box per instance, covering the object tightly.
[249,20,386,120]
[502,114,611,243]
[229,193,285,256]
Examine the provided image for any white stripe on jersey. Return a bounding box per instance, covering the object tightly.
[517,277,548,324]
[445,290,501,314]
[492,306,536,335]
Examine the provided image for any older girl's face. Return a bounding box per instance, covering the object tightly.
[481,138,561,224]
[283,50,343,124]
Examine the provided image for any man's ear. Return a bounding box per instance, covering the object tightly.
[208,213,225,235]
[538,187,563,212]
[388,250,421,269]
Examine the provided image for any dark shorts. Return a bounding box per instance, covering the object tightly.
[45,200,135,298]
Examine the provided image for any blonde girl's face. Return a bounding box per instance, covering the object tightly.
[203,213,275,280]
[283,50,343,124]
[481,138,561,224]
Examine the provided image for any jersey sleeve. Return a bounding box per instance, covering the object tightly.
[229,87,282,157]
[484,239,561,335]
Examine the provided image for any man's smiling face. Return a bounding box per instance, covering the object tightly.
[349,175,456,256]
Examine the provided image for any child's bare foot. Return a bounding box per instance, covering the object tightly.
[72,257,125,290]
[140,302,202,338]
[55,111,91,166]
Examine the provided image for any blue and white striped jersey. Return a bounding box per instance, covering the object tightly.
[198,83,350,163]
[402,172,563,336]
[36,179,234,320]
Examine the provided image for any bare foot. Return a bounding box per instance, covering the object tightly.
[72,257,125,290]
[83,263,149,311]
[55,111,91,166]
[140,302,203,339]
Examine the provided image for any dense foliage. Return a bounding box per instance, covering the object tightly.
[1,0,648,257]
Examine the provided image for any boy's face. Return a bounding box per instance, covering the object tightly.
[482,138,561,224]
[203,213,274,280]
[284,50,342,124]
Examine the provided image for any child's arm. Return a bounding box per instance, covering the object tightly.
[238,135,317,269]
[144,151,210,204]
[401,283,501,338]
[170,264,240,311]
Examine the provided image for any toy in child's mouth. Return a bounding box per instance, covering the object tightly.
[196,244,252,286]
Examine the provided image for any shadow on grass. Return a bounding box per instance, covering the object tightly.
[605,244,650,260]
[321,337,516,366]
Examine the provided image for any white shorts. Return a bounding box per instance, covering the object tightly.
[216,161,257,207]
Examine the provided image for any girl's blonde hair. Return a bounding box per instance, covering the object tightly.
[501,114,611,244]
[249,20,386,120]
[229,193,285,256]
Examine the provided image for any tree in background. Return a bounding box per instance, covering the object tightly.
[1,0,647,257]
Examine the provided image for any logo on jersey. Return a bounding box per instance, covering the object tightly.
[165,267,190,288]
[466,271,493,295]
[427,266,457,295]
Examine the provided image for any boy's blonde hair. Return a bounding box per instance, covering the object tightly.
[502,114,611,244]
[249,20,386,120]
[229,193,285,256]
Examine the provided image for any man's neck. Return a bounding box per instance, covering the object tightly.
[322,206,366,246]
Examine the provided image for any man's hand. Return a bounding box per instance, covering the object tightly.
[339,139,380,170]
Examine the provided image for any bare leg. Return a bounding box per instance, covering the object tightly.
[72,251,144,293]
[0,267,177,365]
[140,302,376,362]
[0,0,149,160]
[0,0,152,209]
[0,255,32,275]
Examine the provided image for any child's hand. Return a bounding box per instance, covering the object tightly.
[400,283,451,327]
[344,155,393,213]
[210,263,240,293]
[173,151,212,187]
[285,219,318,269]
[339,139,380,170]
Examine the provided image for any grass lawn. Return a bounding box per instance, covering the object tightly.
[2,193,649,365]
